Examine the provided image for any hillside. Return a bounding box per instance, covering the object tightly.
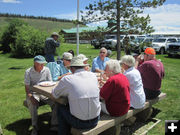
[0,16,84,33]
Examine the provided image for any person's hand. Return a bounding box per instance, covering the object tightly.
[136,55,142,62]
[58,72,72,80]
[28,94,38,105]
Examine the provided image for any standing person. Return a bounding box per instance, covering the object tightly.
[100,59,130,116]
[91,47,110,73]
[135,47,165,99]
[24,55,57,135]
[52,57,101,135]
[121,55,145,109]
[45,32,60,62]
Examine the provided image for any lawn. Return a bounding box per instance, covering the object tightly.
[0,43,180,135]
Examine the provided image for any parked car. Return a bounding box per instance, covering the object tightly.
[101,34,138,50]
[130,36,153,53]
[91,39,103,49]
[150,37,177,54]
[167,42,180,57]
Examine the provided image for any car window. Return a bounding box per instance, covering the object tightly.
[167,39,177,43]
[153,38,166,43]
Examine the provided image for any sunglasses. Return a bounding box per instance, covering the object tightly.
[100,52,106,54]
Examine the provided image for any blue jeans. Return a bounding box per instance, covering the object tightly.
[144,88,161,100]
[57,104,99,135]
[45,54,55,62]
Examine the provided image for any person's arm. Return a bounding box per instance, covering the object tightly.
[52,39,60,47]
[135,55,142,68]
[24,69,39,105]
[51,78,68,99]
[25,85,38,105]
[46,68,53,81]
[100,79,113,101]
[95,68,104,73]
[58,72,71,80]
[92,58,104,73]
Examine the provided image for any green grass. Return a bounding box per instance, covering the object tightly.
[0,17,84,33]
[0,44,180,135]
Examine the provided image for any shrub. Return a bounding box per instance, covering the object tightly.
[10,25,48,57]
[0,19,27,53]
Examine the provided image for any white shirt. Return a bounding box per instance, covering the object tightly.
[52,69,101,120]
[124,67,145,109]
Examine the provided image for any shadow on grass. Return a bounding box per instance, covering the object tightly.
[120,107,161,135]
[164,55,180,59]
[5,112,57,135]
[8,66,26,70]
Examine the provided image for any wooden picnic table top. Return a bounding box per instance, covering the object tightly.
[32,82,68,104]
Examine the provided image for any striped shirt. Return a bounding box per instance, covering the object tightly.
[24,66,52,92]
[46,62,61,81]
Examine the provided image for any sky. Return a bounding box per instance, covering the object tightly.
[1,0,180,33]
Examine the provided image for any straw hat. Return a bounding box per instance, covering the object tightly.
[63,52,73,60]
[77,54,88,62]
[70,57,89,67]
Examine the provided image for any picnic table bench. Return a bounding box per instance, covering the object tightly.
[71,92,166,135]
[23,84,166,135]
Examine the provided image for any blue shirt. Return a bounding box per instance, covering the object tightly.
[46,62,60,81]
[58,60,71,76]
[91,56,110,72]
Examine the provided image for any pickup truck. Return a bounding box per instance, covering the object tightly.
[167,42,180,57]
[150,37,177,54]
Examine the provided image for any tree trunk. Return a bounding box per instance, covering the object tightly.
[116,0,121,60]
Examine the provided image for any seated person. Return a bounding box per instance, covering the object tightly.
[52,57,101,135]
[46,52,72,81]
[135,48,165,100]
[91,47,110,73]
[57,52,72,80]
[107,50,112,57]
[100,59,130,116]
[121,55,145,109]
[77,54,90,71]
[68,49,75,57]
[24,55,57,135]
[46,62,60,81]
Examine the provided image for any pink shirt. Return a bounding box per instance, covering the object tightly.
[138,59,164,91]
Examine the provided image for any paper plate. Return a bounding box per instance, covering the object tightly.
[38,81,56,87]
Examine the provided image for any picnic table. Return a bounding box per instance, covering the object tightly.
[25,80,167,135]
[31,82,68,104]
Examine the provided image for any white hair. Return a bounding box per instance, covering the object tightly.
[106,59,121,74]
[121,55,135,67]
[100,47,107,54]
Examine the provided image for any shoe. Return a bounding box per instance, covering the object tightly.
[31,126,38,135]
[50,125,58,132]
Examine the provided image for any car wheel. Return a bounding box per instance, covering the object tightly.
[94,46,99,49]
[159,48,165,55]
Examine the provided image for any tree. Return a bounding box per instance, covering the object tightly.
[81,0,166,59]
[0,19,27,53]
[80,26,108,41]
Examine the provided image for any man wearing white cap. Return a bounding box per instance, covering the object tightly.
[46,52,72,81]
[52,57,101,135]
[24,55,58,135]
[44,32,60,62]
